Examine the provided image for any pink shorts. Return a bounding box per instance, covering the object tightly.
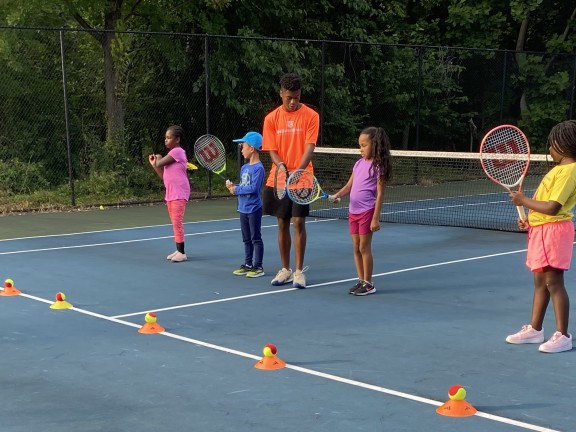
[526,220,574,272]
[349,208,375,235]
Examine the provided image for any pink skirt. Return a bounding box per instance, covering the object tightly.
[526,220,575,272]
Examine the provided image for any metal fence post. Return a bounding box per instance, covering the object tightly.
[59,30,75,207]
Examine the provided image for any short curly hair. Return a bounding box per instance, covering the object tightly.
[279,73,302,91]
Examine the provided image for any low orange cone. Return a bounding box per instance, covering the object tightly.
[436,385,477,417]
[138,312,165,334]
[0,278,21,296]
[50,292,73,309]
[254,343,286,370]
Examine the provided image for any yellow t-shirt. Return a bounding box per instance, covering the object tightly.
[262,103,319,188]
[528,162,576,226]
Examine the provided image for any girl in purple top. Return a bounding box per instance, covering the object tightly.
[148,125,191,262]
[330,127,392,296]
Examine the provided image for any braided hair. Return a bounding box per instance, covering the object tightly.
[547,120,576,159]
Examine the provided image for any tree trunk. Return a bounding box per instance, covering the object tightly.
[103,0,125,146]
[516,16,530,117]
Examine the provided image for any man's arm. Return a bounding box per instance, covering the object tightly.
[297,144,316,170]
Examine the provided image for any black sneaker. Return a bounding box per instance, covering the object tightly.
[348,280,363,294]
[353,281,376,296]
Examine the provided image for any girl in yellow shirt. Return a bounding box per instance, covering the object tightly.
[507,120,576,353]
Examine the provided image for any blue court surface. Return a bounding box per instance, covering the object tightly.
[1,205,574,432]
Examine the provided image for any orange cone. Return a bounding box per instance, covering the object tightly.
[254,343,286,370]
[436,384,477,417]
[138,312,165,334]
[0,278,21,296]
[49,292,73,309]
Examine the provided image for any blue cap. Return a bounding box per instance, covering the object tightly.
[233,131,262,150]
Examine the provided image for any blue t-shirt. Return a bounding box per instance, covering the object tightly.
[234,161,265,214]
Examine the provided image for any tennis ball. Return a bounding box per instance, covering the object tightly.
[99,205,105,210]
[4,278,14,288]
[265,343,277,355]
[262,347,274,357]
[448,385,466,401]
[56,292,66,302]
[145,312,157,323]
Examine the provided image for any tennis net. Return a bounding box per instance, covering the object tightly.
[306,147,553,232]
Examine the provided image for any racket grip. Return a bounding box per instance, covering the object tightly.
[516,206,526,221]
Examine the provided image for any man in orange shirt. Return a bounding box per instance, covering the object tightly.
[262,73,319,289]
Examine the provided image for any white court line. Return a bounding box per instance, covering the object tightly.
[0,218,339,255]
[0,216,245,242]
[13,291,561,432]
[112,248,527,318]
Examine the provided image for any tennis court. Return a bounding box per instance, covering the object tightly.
[1,199,573,432]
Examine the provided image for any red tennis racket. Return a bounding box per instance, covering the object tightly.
[480,125,530,221]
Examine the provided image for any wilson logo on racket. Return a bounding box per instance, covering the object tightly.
[197,142,221,164]
[490,139,523,169]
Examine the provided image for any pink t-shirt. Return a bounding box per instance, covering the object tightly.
[163,147,190,202]
[349,158,379,214]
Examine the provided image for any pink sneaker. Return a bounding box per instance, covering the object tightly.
[539,332,573,353]
[170,252,187,263]
[506,324,544,344]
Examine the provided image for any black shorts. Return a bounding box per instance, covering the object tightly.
[263,186,309,219]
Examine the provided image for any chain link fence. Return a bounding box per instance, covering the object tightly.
[1,27,575,213]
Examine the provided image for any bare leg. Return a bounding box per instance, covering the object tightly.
[351,234,362,280]
[277,217,291,269]
[292,216,306,270]
[358,232,374,282]
[531,272,550,331]
[544,268,570,335]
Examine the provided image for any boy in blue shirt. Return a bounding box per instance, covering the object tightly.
[226,131,266,278]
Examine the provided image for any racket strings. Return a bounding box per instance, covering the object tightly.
[195,138,226,172]
[481,128,529,187]
[287,171,320,204]
[274,165,288,199]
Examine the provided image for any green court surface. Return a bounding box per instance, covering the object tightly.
[0,198,238,240]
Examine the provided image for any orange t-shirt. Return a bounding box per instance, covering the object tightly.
[262,103,319,187]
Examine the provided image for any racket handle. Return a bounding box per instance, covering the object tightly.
[516,206,526,221]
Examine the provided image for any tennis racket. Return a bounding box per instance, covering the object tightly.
[274,163,289,200]
[194,134,228,181]
[286,169,340,205]
[480,125,530,221]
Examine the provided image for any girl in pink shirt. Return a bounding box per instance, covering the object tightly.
[149,125,191,262]
[330,126,392,296]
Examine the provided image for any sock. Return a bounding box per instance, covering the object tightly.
[176,242,185,254]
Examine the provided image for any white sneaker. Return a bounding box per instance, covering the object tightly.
[293,266,309,289]
[167,251,178,260]
[539,331,573,353]
[506,324,544,344]
[271,268,293,286]
[170,252,187,262]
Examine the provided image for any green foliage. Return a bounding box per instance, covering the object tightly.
[1,0,575,212]
[0,158,51,194]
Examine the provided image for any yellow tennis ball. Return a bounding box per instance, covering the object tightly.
[99,205,105,210]
[145,312,157,324]
[56,292,66,301]
[262,347,274,357]
[4,279,14,287]
[448,385,466,401]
